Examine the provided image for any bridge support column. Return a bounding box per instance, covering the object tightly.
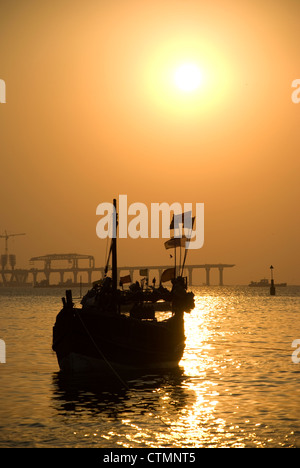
[87,269,92,285]
[187,267,193,286]
[44,270,50,286]
[205,267,210,286]
[59,271,64,284]
[219,267,224,286]
[73,270,78,284]
[129,269,134,282]
[158,269,163,284]
[31,269,38,286]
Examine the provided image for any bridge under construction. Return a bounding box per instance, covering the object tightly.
[0,252,235,287]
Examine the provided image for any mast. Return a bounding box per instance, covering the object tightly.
[112,198,117,296]
[174,245,177,277]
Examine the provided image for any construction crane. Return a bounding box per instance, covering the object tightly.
[0,231,26,255]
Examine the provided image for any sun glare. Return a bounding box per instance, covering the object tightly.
[143,42,233,117]
[174,63,203,92]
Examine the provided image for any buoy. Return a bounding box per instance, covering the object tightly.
[270,265,276,296]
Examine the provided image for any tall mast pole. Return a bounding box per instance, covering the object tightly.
[174,246,176,278]
[112,198,117,297]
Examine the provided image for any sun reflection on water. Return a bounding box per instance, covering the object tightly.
[48,287,300,448]
[106,292,240,448]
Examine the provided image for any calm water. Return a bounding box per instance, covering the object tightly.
[0,285,299,448]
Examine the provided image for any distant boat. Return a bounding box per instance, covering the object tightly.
[248,278,287,287]
[52,199,195,374]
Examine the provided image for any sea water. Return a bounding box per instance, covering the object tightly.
[0,286,299,448]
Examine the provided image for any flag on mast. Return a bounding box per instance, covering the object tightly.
[119,274,131,285]
[160,267,176,283]
[164,236,187,250]
[170,211,195,232]
[139,268,148,277]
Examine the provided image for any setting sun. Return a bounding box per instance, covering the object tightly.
[174,63,203,92]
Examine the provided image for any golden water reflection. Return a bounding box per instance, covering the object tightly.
[52,289,299,448]
[163,294,234,447]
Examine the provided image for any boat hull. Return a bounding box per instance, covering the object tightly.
[52,307,185,374]
[57,352,183,374]
[249,283,287,287]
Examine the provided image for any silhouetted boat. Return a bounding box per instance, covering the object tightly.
[52,199,195,373]
[248,278,287,287]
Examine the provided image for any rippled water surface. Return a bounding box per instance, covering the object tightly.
[0,286,299,448]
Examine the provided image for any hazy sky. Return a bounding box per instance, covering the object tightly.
[0,0,299,284]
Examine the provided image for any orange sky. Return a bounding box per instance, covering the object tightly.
[0,0,300,284]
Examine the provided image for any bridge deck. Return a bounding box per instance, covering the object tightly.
[0,263,235,286]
